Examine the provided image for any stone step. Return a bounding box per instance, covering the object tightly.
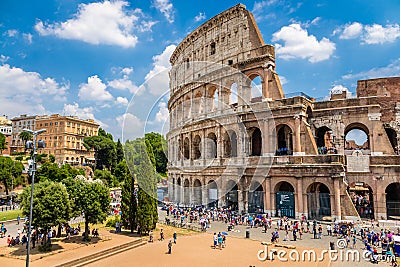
[55,238,145,267]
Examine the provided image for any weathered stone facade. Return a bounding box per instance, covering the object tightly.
[167,4,400,221]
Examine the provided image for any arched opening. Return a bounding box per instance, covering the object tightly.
[384,128,398,154]
[193,135,201,159]
[207,180,218,208]
[307,182,331,219]
[230,83,238,105]
[348,183,374,219]
[251,75,262,101]
[183,179,190,204]
[225,180,238,211]
[250,127,262,156]
[386,183,400,219]
[248,181,264,213]
[316,126,336,154]
[276,125,293,155]
[206,132,217,158]
[183,137,190,160]
[345,124,370,154]
[223,130,238,158]
[193,179,202,206]
[275,181,295,218]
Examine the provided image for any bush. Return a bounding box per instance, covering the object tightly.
[105,215,121,228]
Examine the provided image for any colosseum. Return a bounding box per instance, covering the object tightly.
[167,4,400,221]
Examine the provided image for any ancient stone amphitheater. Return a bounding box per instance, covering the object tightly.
[167,4,400,221]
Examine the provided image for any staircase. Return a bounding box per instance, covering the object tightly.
[55,238,146,267]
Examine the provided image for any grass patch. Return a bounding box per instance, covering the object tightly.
[0,209,21,222]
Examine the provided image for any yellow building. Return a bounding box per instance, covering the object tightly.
[11,114,99,165]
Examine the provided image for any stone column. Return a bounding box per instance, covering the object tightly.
[294,115,302,154]
[264,176,271,215]
[296,176,303,218]
[333,176,342,220]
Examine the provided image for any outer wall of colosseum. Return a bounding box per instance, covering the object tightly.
[167,4,400,221]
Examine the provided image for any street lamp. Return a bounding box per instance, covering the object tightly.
[23,128,46,267]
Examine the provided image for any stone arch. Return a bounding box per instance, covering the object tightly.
[193,179,202,205]
[249,74,262,100]
[224,130,238,157]
[225,180,239,211]
[347,183,374,219]
[274,181,295,218]
[316,126,335,154]
[306,182,331,219]
[276,124,293,155]
[385,182,400,219]
[207,180,218,208]
[206,132,217,158]
[248,180,264,213]
[193,134,201,159]
[249,127,262,156]
[183,137,190,159]
[183,178,190,204]
[344,123,370,151]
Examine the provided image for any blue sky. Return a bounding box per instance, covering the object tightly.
[1,0,400,141]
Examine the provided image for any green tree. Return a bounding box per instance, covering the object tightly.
[0,156,24,197]
[78,181,110,241]
[116,139,124,164]
[125,139,158,234]
[0,132,6,153]
[94,169,117,187]
[144,132,168,174]
[83,136,116,171]
[20,181,71,245]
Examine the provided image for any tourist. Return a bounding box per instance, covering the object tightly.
[167,239,173,254]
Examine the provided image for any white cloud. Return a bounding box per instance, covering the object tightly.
[363,24,400,44]
[116,96,129,106]
[155,102,169,122]
[117,112,144,140]
[144,44,175,95]
[23,33,33,44]
[34,0,139,48]
[342,58,400,80]
[6,29,18,37]
[153,0,174,23]
[194,12,206,22]
[339,22,363,40]
[272,23,336,63]
[78,75,113,102]
[0,64,68,100]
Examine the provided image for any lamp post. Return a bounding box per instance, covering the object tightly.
[23,128,46,267]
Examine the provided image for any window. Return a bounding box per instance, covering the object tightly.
[210,42,216,55]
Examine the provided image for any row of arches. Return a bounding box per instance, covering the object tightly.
[173,179,400,219]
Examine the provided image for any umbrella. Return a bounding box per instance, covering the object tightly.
[221,232,228,236]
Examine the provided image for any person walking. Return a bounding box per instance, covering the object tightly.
[168,239,173,254]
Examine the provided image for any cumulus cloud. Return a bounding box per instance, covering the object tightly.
[342,58,400,80]
[194,12,206,22]
[363,24,400,44]
[144,44,176,95]
[272,23,336,63]
[78,75,113,102]
[0,64,68,100]
[116,96,129,106]
[339,22,363,39]
[153,0,174,23]
[34,1,139,48]
[336,22,400,44]
[117,112,144,141]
